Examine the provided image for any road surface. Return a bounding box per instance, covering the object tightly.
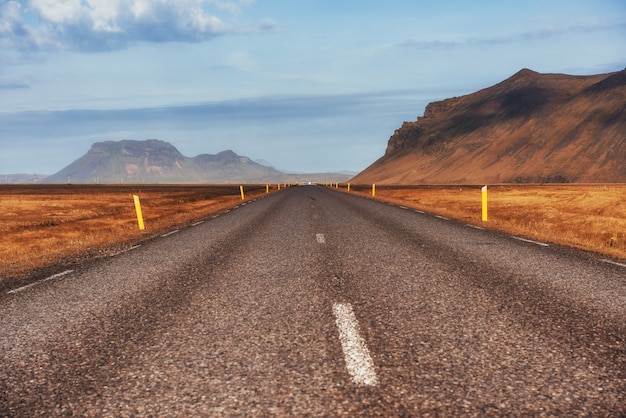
[1,186,625,416]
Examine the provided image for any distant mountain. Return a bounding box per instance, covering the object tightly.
[0,174,48,184]
[43,140,285,184]
[353,68,626,184]
[42,140,353,184]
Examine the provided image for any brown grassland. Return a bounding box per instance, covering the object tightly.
[1,184,625,283]
[0,184,271,281]
[346,184,626,260]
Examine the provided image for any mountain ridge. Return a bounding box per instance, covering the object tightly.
[353,68,626,184]
[42,140,351,184]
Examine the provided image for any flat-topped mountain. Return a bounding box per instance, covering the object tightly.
[43,140,285,184]
[352,68,626,184]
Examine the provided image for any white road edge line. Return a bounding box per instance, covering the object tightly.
[435,215,450,220]
[191,221,205,226]
[512,236,549,247]
[466,224,485,230]
[316,233,326,244]
[399,206,409,210]
[8,269,74,294]
[161,230,180,237]
[601,259,626,268]
[332,302,378,386]
[110,244,141,257]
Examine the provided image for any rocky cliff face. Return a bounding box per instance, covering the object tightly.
[353,68,626,184]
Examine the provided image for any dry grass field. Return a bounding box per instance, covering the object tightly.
[2,183,625,283]
[346,184,626,260]
[0,184,271,281]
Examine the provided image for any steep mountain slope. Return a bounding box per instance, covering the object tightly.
[43,140,285,184]
[353,69,626,184]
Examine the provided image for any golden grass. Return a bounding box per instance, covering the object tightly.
[346,184,626,260]
[3,183,625,283]
[0,184,272,280]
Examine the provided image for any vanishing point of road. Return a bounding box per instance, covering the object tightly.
[1,186,625,416]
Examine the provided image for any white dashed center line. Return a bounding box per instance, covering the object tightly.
[316,233,326,244]
[332,302,378,386]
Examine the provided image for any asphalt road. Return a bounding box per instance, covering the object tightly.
[1,186,625,416]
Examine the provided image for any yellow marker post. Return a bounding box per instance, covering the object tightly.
[278,184,281,190]
[481,185,488,222]
[372,183,376,197]
[133,194,145,230]
[240,185,245,200]
[266,184,269,193]
[348,183,351,192]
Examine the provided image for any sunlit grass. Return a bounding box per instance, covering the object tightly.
[0,185,270,280]
[348,184,626,260]
[4,183,625,282]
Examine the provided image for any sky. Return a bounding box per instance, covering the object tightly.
[1,0,625,175]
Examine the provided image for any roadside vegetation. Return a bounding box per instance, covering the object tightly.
[347,184,626,260]
[2,183,625,283]
[0,184,270,280]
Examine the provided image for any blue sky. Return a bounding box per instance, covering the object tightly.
[1,0,625,175]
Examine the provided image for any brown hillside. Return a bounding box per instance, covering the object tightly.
[353,69,626,184]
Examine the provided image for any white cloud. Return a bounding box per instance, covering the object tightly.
[208,0,255,15]
[0,1,24,37]
[395,21,626,50]
[29,0,85,24]
[1,0,21,23]
[0,0,262,52]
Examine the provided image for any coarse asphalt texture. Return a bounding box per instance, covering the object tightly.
[0,185,625,416]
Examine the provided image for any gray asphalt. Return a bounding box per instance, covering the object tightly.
[1,186,625,416]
